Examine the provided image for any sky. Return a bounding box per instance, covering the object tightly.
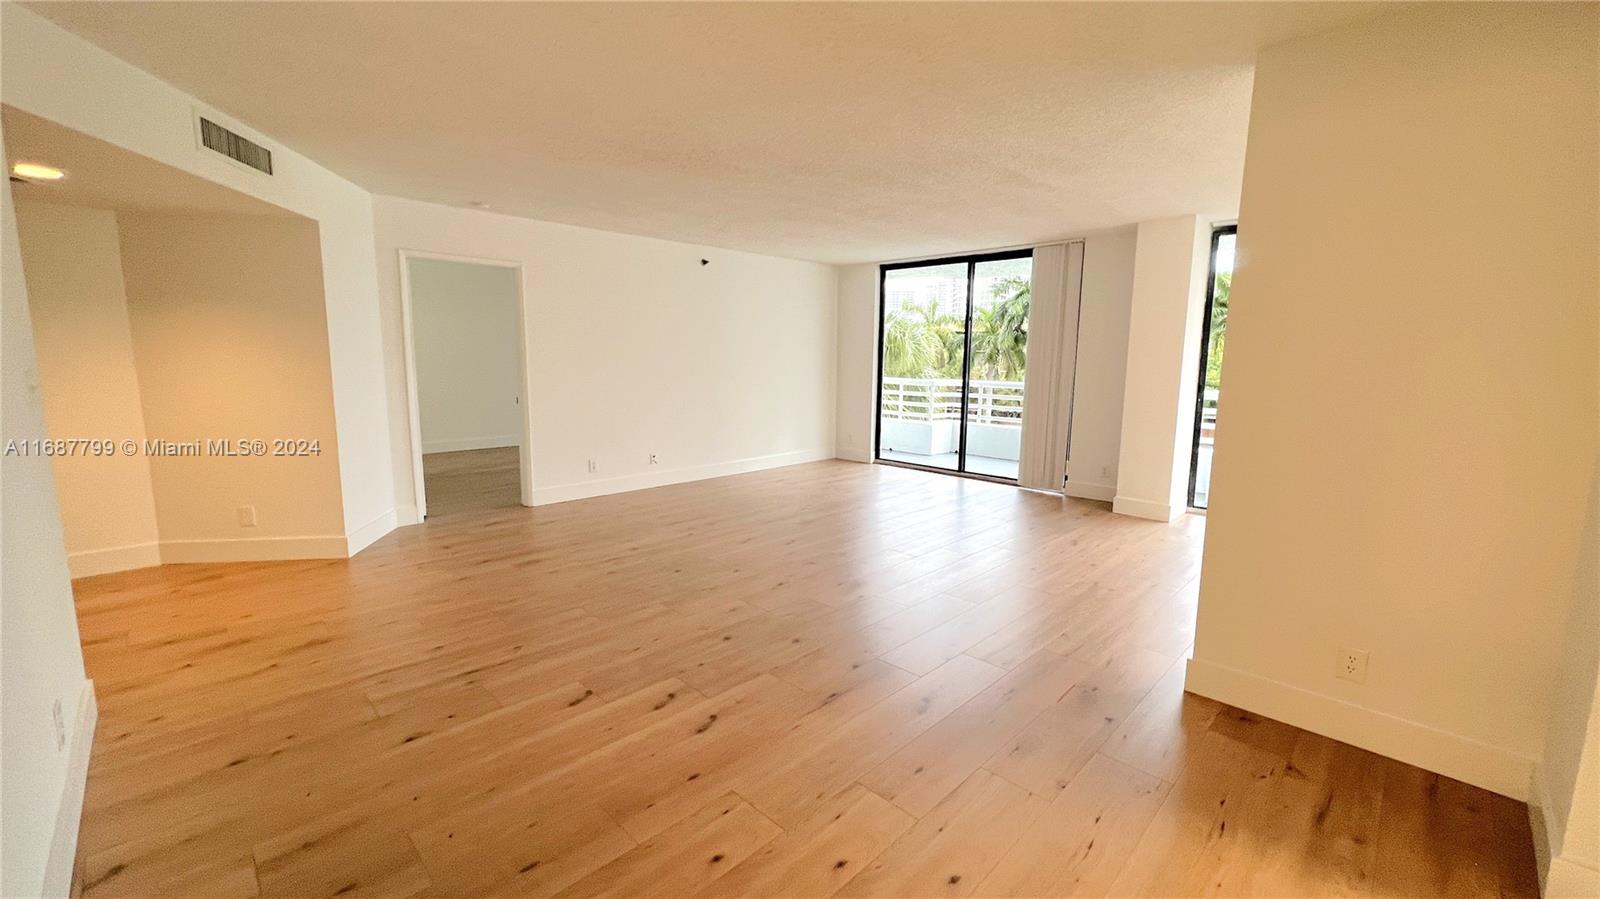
[1215,232,1237,273]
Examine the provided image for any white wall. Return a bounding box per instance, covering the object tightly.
[2,6,397,553]
[14,201,161,577]
[1065,226,1137,502]
[13,202,349,568]
[1112,215,1211,522]
[834,263,879,462]
[373,195,837,512]
[1187,4,1598,801]
[1545,694,1600,897]
[407,258,523,454]
[117,213,347,558]
[1534,472,1600,895]
[1,121,94,899]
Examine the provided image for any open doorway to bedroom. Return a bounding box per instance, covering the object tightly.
[400,254,529,518]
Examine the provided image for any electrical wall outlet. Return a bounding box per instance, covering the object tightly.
[236,505,258,527]
[52,699,65,751]
[649,454,659,465]
[1337,648,1370,683]
[587,459,598,473]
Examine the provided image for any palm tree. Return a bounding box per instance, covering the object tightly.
[905,300,965,378]
[881,302,962,419]
[969,277,1030,381]
[882,279,1031,387]
[1205,271,1230,389]
[881,310,941,378]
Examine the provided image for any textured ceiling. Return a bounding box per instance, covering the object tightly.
[24,2,1385,263]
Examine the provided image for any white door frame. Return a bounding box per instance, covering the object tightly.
[397,248,534,520]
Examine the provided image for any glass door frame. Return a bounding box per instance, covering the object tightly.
[873,248,1033,484]
[1187,225,1236,509]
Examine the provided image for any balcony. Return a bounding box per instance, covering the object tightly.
[878,377,1023,479]
[1192,387,1219,507]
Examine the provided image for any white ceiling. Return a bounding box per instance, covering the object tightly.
[26,2,1385,264]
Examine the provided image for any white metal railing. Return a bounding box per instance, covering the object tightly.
[880,378,1024,426]
[1198,387,1219,443]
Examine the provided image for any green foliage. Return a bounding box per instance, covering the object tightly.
[882,307,942,378]
[882,277,1031,382]
[970,277,1030,381]
[882,300,961,378]
[1205,271,1230,389]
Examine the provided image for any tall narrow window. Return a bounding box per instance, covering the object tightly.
[876,250,1032,481]
[1188,226,1236,508]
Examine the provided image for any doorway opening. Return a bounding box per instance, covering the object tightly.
[399,253,531,518]
[875,250,1033,481]
[1188,225,1236,509]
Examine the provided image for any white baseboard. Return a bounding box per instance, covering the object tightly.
[1185,657,1534,799]
[346,508,399,556]
[69,529,381,575]
[396,504,421,527]
[834,446,872,463]
[159,534,348,564]
[532,448,833,506]
[1112,494,1181,521]
[421,435,520,454]
[1530,762,1600,897]
[43,680,96,898]
[67,541,161,579]
[1064,480,1117,502]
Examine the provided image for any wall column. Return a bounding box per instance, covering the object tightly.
[1112,214,1211,521]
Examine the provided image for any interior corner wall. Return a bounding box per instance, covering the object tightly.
[1534,469,1600,894]
[1187,3,1598,801]
[1545,702,1600,896]
[1112,215,1210,521]
[117,212,347,560]
[13,200,161,577]
[1,121,92,899]
[834,263,879,463]
[2,5,397,554]
[407,258,523,454]
[373,195,838,512]
[1065,227,1138,502]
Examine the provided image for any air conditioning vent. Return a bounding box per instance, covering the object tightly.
[198,117,273,175]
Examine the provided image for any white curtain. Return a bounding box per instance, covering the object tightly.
[1016,241,1085,492]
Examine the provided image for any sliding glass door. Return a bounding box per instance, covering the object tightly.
[876,250,1033,481]
[1188,226,1236,508]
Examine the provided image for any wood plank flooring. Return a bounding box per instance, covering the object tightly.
[68,460,1537,897]
[422,446,521,517]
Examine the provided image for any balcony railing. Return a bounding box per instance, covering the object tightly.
[879,378,1024,426]
[1199,387,1219,443]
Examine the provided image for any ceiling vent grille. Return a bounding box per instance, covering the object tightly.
[198,117,273,175]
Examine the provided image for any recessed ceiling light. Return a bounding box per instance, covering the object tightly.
[10,162,66,182]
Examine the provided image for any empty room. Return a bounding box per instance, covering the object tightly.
[1,3,1595,899]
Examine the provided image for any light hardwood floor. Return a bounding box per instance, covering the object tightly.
[70,460,1537,897]
[422,446,521,517]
